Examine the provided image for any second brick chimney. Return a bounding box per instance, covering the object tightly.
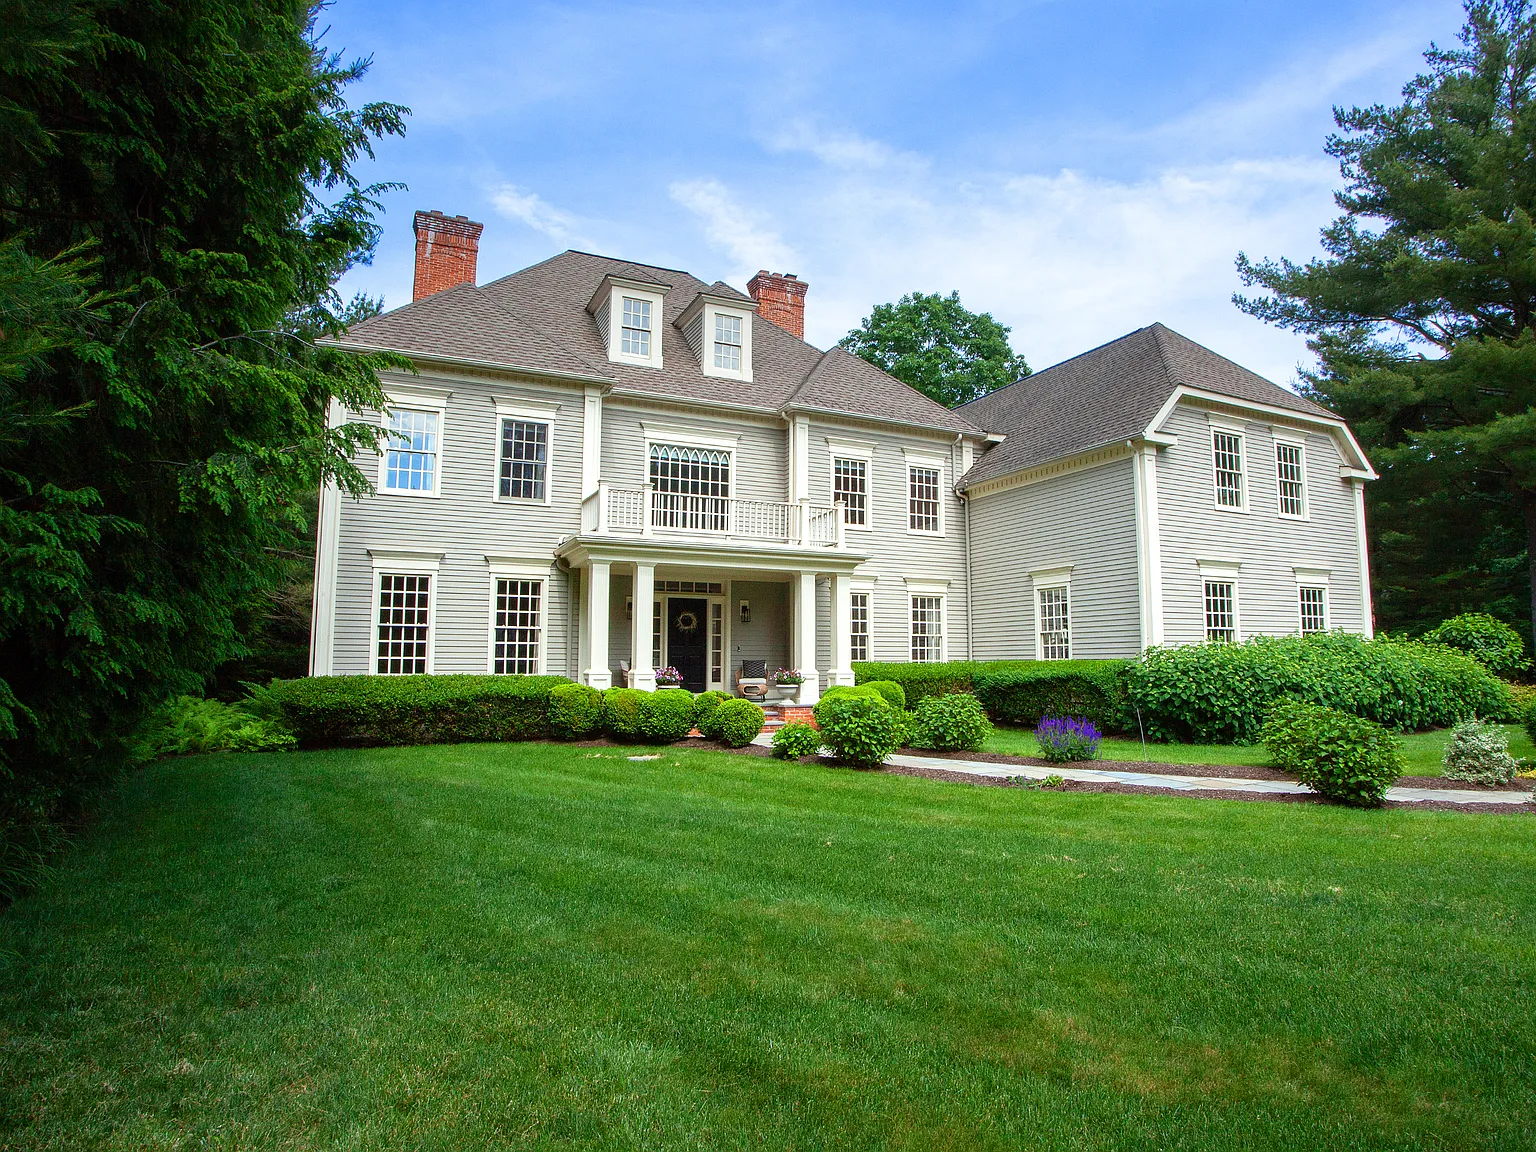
[412,210,484,300]
[747,270,807,339]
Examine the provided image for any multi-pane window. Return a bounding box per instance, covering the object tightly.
[499,419,548,500]
[1038,586,1071,660]
[1204,580,1237,642]
[833,457,868,526]
[1276,442,1306,518]
[650,444,730,531]
[850,592,870,663]
[492,579,542,674]
[621,296,651,356]
[376,574,430,674]
[652,600,662,669]
[384,408,438,493]
[909,465,941,532]
[910,595,944,662]
[1299,586,1328,635]
[713,313,742,371]
[710,601,724,686]
[1212,430,1245,508]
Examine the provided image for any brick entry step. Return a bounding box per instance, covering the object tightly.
[760,705,817,732]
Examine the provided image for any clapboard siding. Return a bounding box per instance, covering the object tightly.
[600,402,787,501]
[967,457,1142,660]
[1156,402,1365,642]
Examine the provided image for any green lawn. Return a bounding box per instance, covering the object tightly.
[2,744,1533,1150]
[985,723,1536,776]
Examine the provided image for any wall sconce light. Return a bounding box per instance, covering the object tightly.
[625,597,633,621]
[739,599,751,625]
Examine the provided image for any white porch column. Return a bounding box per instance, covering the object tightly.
[582,560,612,688]
[630,562,656,690]
[790,570,820,705]
[827,572,856,687]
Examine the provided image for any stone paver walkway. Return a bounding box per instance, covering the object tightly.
[750,735,1532,806]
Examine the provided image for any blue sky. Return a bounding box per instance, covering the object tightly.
[326,0,1464,386]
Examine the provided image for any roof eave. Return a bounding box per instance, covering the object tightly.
[1145,385,1376,476]
[779,401,982,438]
[320,338,616,390]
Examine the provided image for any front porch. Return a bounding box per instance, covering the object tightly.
[555,533,867,705]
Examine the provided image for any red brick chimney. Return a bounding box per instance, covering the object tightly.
[747,270,807,339]
[412,210,484,300]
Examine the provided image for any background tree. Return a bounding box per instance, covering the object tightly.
[1235,0,1536,646]
[839,291,1029,407]
[0,0,405,893]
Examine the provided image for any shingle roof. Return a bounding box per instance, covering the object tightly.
[957,322,1336,487]
[340,249,976,433]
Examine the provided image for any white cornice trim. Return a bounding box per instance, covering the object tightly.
[964,441,1136,499]
[780,402,981,440]
[1146,386,1378,479]
[321,340,616,389]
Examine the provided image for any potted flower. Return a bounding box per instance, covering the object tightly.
[770,668,804,700]
[654,666,684,688]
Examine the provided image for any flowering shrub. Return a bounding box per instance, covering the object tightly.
[1261,700,1402,807]
[1441,718,1522,785]
[1423,613,1528,677]
[653,666,684,687]
[772,722,823,759]
[910,693,992,751]
[1033,716,1101,763]
[771,668,805,686]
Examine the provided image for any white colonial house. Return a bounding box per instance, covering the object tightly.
[309,210,1376,704]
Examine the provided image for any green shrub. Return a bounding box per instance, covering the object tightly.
[819,684,885,706]
[814,695,901,766]
[1126,634,1510,743]
[640,690,697,743]
[137,696,296,758]
[853,661,978,706]
[713,699,766,747]
[973,662,1128,730]
[1441,718,1522,785]
[909,693,992,751]
[1423,613,1528,677]
[771,723,823,759]
[861,680,906,711]
[262,675,567,747]
[547,683,602,740]
[1261,700,1403,807]
[602,688,648,741]
[693,690,730,733]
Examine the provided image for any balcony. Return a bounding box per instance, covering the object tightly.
[581,483,847,548]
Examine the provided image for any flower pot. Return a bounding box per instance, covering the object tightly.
[769,684,801,701]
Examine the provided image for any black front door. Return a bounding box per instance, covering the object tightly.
[666,597,708,692]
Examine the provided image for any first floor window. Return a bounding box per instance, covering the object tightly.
[1038,586,1071,660]
[850,592,870,663]
[1299,586,1328,635]
[1204,580,1236,642]
[377,574,430,674]
[384,407,438,492]
[1212,430,1245,508]
[834,457,868,526]
[493,578,542,674]
[500,419,548,500]
[910,595,944,662]
[909,465,941,532]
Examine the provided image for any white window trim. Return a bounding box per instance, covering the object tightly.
[1030,566,1073,662]
[368,548,443,675]
[830,452,873,532]
[903,449,947,536]
[704,304,753,382]
[1294,565,1332,635]
[1273,432,1309,521]
[640,424,738,496]
[907,589,948,662]
[492,398,559,506]
[1197,559,1241,643]
[596,281,666,369]
[849,577,876,663]
[378,388,449,499]
[1208,421,1248,514]
[485,557,550,675]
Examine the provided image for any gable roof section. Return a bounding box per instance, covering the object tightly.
[957,322,1338,487]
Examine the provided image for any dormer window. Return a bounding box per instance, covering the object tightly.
[621,297,652,357]
[587,275,667,368]
[713,314,742,371]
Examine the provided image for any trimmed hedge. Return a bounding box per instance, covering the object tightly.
[640,689,697,743]
[548,683,602,740]
[972,662,1127,729]
[601,688,648,741]
[862,680,906,711]
[852,661,978,707]
[260,675,570,747]
[1127,633,1511,743]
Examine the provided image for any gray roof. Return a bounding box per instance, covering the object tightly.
[343,249,976,433]
[957,322,1336,487]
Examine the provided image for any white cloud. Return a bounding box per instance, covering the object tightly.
[668,178,798,280]
[761,119,922,171]
[489,184,591,246]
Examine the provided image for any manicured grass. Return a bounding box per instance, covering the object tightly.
[986,723,1536,777]
[2,743,1534,1149]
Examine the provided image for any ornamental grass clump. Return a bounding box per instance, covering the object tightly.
[1441,718,1522,785]
[1261,700,1403,807]
[1033,716,1101,764]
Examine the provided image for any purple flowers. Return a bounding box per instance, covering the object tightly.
[653,666,684,687]
[771,668,805,686]
[1034,716,1102,763]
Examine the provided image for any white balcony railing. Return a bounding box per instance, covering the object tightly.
[581,483,846,548]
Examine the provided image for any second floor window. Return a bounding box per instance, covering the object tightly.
[1276,442,1306,517]
[909,465,941,532]
[621,296,651,356]
[499,419,548,500]
[833,457,867,526]
[1212,431,1245,508]
[650,443,730,531]
[384,408,438,493]
[713,313,742,371]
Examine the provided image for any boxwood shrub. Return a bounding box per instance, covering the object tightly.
[547,683,602,740]
[713,698,766,747]
[908,693,992,751]
[601,688,648,741]
[972,662,1128,730]
[1126,633,1511,743]
[1261,700,1403,807]
[862,680,906,711]
[695,691,732,739]
[261,674,569,747]
[640,689,698,743]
